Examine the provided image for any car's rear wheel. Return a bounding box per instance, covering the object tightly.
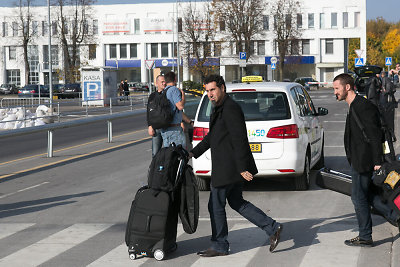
[195,176,210,191]
[295,155,310,191]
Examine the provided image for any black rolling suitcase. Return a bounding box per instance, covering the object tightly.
[316,167,352,196]
[125,144,187,261]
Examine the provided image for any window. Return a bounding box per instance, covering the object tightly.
[42,21,48,36]
[9,46,16,60]
[203,42,211,57]
[7,70,21,86]
[325,39,333,54]
[83,20,89,35]
[290,40,299,55]
[32,21,38,35]
[331,13,337,28]
[354,12,360,27]
[302,40,310,54]
[343,12,349,28]
[2,22,8,37]
[130,44,137,58]
[28,45,39,84]
[319,13,325,29]
[258,41,265,55]
[134,19,140,34]
[89,44,96,60]
[52,21,57,35]
[308,13,314,28]
[93,20,98,35]
[297,14,302,29]
[161,43,168,57]
[63,21,68,35]
[43,45,57,69]
[219,20,225,31]
[120,44,127,58]
[109,44,117,58]
[151,43,158,58]
[12,22,18,36]
[249,41,255,55]
[214,42,221,57]
[178,18,182,32]
[263,15,269,30]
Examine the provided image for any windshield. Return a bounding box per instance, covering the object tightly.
[197,92,291,122]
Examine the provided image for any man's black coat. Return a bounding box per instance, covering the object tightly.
[191,94,258,187]
[344,95,383,173]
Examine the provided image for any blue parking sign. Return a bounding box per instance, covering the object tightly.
[239,52,246,60]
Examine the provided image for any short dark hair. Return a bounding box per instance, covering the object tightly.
[333,73,354,90]
[164,72,176,84]
[204,74,226,91]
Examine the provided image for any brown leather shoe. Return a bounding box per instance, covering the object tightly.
[269,224,283,252]
[197,248,228,257]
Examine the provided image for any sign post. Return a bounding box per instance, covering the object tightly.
[145,60,155,93]
[270,57,277,82]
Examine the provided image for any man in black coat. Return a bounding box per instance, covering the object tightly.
[333,73,383,247]
[190,75,282,256]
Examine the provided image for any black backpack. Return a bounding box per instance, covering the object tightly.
[147,87,174,129]
[148,143,187,193]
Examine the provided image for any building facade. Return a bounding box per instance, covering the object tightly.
[0,0,366,87]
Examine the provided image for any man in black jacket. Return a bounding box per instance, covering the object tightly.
[333,73,383,247]
[189,75,282,256]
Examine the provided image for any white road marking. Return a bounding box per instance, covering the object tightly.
[0,182,49,199]
[299,222,360,267]
[0,223,34,240]
[323,121,346,123]
[87,224,185,266]
[0,224,112,267]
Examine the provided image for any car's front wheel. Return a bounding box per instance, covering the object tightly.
[295,155,310,190]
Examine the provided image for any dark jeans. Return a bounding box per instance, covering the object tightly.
[208,182,279,253]
[151,129,162,158]
[351,168,373,240]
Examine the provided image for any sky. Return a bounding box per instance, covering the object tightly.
[0,0,398,23]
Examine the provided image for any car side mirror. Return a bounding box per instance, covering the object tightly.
[317,107,328,116]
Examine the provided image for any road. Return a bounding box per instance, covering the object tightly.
[0,89,399,267]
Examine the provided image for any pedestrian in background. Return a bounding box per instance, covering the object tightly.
[389,63,400,85]
[380,71,396,132]
[123,79,129,100]
[147,75,166,157]
[118,80,124,100]
[333,73,382,247]
[189,75,283,257]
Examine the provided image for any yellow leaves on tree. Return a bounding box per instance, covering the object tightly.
[382,28,400,55]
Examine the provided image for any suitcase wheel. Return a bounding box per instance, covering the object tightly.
[129,253,137,260]
[153,249,165,261]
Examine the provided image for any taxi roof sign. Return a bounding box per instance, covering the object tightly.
[241,76,263,83]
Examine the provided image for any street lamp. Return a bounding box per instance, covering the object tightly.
[48,0,53,112]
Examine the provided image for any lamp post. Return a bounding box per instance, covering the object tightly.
[48,0,53,112]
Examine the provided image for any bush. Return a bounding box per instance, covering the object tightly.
[182,80,203,90]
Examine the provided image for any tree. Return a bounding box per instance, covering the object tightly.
[54,0,96,83]
[270,0,302,81]
[180,1,217,81]
[14,0,35,85]
[211,0,265,76]
[347,38,360,70]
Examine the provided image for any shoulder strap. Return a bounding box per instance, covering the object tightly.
[351,108,371,143]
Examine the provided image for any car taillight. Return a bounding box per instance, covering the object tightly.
[30,90,35,93]
[267,124,299,139]
[193,127,209,141]
[18,90,22,93]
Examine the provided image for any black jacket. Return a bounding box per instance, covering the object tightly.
[191,94,258,187]
[344,95,383,173]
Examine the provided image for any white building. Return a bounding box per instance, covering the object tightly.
[0,0,366,87]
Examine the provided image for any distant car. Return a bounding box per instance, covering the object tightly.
[353,65,382,96]
[294,77,319,91]
[52,84,65,98]
[18,84,49,98]
[0,83,18,94]
[59,83,81,98]
[192,82,328,191]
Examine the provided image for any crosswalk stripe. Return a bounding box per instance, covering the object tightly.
[0,224,112,267]
[0,223,34,240]
[299,222,360,267]
[87,224,185,266]
[192,223,267,267]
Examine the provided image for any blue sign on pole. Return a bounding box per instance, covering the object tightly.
[385,57,392,66]
[355,58,364,67]
[239,52,246,60]
[271,62,276,70]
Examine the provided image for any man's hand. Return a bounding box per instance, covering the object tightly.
[188,152,194,159]
[374,165,381,171]
[148,126,155,136]
[241,171,253,181]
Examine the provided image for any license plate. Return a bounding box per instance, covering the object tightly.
[250,143,262,153]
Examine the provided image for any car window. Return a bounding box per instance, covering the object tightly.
[302,89,317,115]
[290,88,303,116]
[197,92,291,122]
[294,86,315,116]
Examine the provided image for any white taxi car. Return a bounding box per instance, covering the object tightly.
[192,82,328,191]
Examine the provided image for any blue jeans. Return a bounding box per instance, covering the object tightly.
[208,182,279,253]
[351,167,373,240]
[161,126,186,148]
[151,129,162,158]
